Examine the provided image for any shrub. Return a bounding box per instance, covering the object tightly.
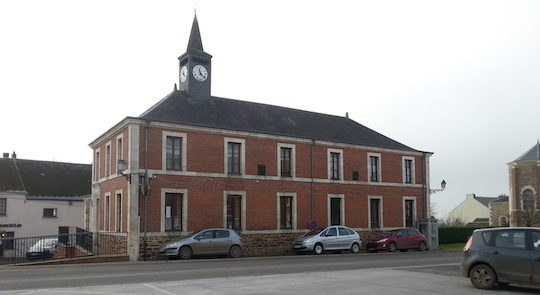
[438,226,480,244]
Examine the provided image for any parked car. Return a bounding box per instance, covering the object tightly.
[292,226,362,255]
[26,238,58,260]
[158,228,244,259]
[461,227,540,289]
[366,228,427,252]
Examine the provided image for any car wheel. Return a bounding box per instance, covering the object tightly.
[418,242,427,251]
[351,243,360,254]
[229,245,242,258]
[470,264,497,290]
[314,243,324,255]
[178,246,193,260]
[388,242,397,252]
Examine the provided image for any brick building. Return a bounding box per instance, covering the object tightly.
[89,16,433,260]
[508,141,540,226]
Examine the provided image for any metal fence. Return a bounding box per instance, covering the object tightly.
[0,230,127,265]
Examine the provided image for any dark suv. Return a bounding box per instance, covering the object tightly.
[461,227,540,289]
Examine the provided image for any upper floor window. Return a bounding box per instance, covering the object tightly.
[105,143,111,177]
[116,135,123,174]
[0,198,6,216]
[166,136,183,170]
[94,150,100,181]
[327,149,343,181]
[43,208,57,218]
[280,147,292,177]
[403,157,414,184]
[227,142,241,174]
[522,189,535,210]
[162,131,187,172]
[368,153,381,182]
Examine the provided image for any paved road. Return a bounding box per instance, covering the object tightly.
[1,251,539,294]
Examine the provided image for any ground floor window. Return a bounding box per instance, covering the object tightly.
[165,193,183,231]
[370,197,382,229]
[280,196,293,229]
[227,195,242,230]
[330,198,342,226]
[404,199,415,227]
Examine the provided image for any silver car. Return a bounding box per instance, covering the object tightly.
[292,226,362,255]
[158,228,244,259]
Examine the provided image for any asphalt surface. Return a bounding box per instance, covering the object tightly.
[1,251,539,294]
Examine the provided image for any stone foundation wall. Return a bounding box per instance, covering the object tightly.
[139,230,384,260]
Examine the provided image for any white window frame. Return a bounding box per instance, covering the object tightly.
[223,190,246,232]
[402,196,417,227]
[115,189,123,232]
[105,141,112,177]
[402,156,415,184]
[160,188,188,233]
[94,149,101,181]
[104,192,111,231]
[224,138,246,175]
[368,196,383,229]
[116,134,124,175]
[276,192,297,231]
[277,143,296,177]
[162,131,187,171]
[520,186,537,210]
[43,208,57,218]
[327,148,344,181]
[327,194,345,226]
[367,153,382,183]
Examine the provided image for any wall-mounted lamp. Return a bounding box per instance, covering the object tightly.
[430,179,446,194]
[117,159,131,183]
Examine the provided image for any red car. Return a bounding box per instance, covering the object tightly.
[366,228,427,252]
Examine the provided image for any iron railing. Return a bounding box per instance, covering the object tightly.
[0,231,127,265]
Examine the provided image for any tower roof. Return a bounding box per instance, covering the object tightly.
[187,15,204,52]
[514,141,540,162]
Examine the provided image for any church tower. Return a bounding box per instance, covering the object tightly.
[178,15,212,97]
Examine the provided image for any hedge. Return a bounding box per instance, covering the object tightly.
[438,226,481,244]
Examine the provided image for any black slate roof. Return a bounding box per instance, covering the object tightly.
[140,91,420,152]
[0,157,91,198]
[514,141,540,162]
[474,196,498,208]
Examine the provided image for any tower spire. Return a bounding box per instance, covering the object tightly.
[187,14,203,51]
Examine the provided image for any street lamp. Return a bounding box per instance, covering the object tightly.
[430,179,446,194]
[117,159,132,183]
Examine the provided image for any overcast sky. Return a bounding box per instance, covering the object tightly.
[1,0,539,217]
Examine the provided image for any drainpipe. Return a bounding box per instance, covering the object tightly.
[143,120,149,260]
[310,139,315,225]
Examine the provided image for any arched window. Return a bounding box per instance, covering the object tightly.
[522,189,535,210]
[499,216,508,226]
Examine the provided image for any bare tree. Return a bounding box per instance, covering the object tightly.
[519,208,540,227]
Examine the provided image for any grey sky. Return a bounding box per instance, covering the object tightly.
[1,0,539,217]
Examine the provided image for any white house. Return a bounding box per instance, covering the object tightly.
[0,153,91,258]
[448,193,497,225]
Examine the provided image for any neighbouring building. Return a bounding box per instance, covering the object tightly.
[508,141,540,227]
[0,152,91,258]
[489,195,509,227]
[89,16,434,261]
[448,193,498,226]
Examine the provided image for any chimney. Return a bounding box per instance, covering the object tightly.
[11,151,16,159]
[3,152,8,158]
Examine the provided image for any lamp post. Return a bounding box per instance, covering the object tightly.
[427,179,446,250]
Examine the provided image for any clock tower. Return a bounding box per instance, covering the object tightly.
[178,15,212,97]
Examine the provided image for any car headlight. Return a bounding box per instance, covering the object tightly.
[377,238,389,243]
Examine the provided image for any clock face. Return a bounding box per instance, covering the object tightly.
[180,66,187,82]
[192,65,208,81]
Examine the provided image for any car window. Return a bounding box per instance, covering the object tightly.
[347,228,356,235]
[481,232,493,245]
[338,227,349,236]
[532,231,540,251]
[398,230,408,237]
[197,230,214,239]
[216,230,230,238]
[494,231,526,249]
[407,229,417,236]
[323,227,337,237]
